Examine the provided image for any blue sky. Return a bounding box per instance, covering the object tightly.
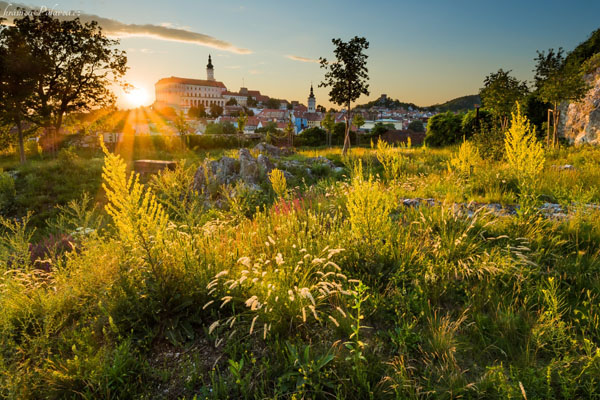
[7,0,600,108]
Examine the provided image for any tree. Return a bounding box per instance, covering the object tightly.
[352,114,365,130]
[210,104,223,118]
[222,121,236,135]
[226,97,238,106]
[407,120,424,132]
[534,48,589,147]
[0,23,37,163]
[424,112,463,147]
[321,111,335,147]
[204,122,223,135]
[174,111,191,136]
[237,112,248,134]
[188,104,207,119]
[284,117,295,147]
[479,69,529,131]
[247,96,258,107]
[320,36,370,155]
[265,98,281,109]
[6,12,127,155]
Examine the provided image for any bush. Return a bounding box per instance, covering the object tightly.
[296,127,327,147]
[461,109,493,139]
[0,170,16,212]
[186,134,257,150]
[448,140,481,176]
[407,120,425,132]
[424,112,464,147]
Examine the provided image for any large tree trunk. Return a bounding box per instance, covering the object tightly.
[17,121,26,164]
[342,102,351,156]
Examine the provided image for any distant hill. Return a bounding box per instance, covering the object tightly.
[357,94,480,113]
[357,96,420,110]
[424,94,481,113]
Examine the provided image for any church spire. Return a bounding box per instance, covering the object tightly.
[309,84,315,99]
[206,54,215,81]
[308,84,316,113]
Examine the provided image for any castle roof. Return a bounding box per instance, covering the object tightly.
[155,76,226,88]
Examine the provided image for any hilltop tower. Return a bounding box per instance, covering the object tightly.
[308,84,316,113]
[207,54,215,81]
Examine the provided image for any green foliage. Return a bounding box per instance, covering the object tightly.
[268,168,287,198]
[504,103,545,186]
[461,108,493,139]
[407,120,425,132]
[449,139,481,176]
[376,139,405,181]
[424,111,464,147]
[296,127,327,146]
[480,69,529,128]
[0,169,16,211]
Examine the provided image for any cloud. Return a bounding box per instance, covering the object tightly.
[0,1,252,54]
[224,65,242,69]
[286,55,319,64]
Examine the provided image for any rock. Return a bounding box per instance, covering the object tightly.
[257,154,275,176]
[307,156,337,169]
[214,157,238,183]
[254,142,294,157]
[558,62,600,145]
[239,148,259,184]
[553,164,576,171]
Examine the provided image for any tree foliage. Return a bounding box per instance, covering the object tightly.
[320,36,370,155]
[2,12,127,154]
[534,48,589,146]
[479,69,529,130]
[424,112,463,147]
[407,120,425,132]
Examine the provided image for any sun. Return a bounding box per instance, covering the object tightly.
[124,86,149,108]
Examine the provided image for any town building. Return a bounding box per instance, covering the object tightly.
[154,55,227,112]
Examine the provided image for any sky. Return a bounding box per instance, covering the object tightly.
[3,0,600,109]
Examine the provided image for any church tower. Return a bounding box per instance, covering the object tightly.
[206,54,215,81]
[308,84,316,113]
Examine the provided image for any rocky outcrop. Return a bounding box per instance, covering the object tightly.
[559,62,600,145]
[254,142,295,157]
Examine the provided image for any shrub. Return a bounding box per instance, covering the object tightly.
[424,112,464,147]
[0,170,16,211]
[504,103,545,187]
[296,127,326,147]
[448,140,481,176]
[375,140,404,181]
[268,168,287,198]
[461,109,493,139]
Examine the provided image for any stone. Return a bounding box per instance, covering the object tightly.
[134,160,177,177]
[254,142,295,157]
[558,62,600,145]
[257,154,275,175]
[239,148,259,184]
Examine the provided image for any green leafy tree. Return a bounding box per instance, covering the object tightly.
[320,36,370,155]
[237,112,248,134]
[407,120,424,132]
[246,96,258,107]
[265,98,281,109]
[210,104,224,118]
[424,112,463,147]
[226,98,238,106]
[0,23,36,163]
[479,69,529,131]
[321,111,336,147]
[188,105,207,119]
[5,12,127,154]
[204,122,224,135]
[173,111,191,149]
[222,121,236,135]
[284,117,295,147]
[534,48,589,147]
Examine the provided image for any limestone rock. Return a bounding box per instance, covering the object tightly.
[239,148,259,184]
[257,154,275,176]
[558,63,600,145]
[254,142,294,157]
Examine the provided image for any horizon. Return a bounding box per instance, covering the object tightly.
[2,0,599,109]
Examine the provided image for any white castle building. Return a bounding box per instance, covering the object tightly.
[154,55,226,111]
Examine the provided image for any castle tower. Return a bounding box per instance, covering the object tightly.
[308,84,316,113]
[206,54,215,81]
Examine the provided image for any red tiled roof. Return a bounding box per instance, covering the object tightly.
[156,76,226,88]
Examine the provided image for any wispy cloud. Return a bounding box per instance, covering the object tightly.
[0,1,252,54]
[225,65,242,69]
[286,55,319,63]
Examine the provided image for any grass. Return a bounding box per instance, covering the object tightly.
[1,139,600,398]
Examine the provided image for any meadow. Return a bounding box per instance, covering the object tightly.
[2,117,600,399]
